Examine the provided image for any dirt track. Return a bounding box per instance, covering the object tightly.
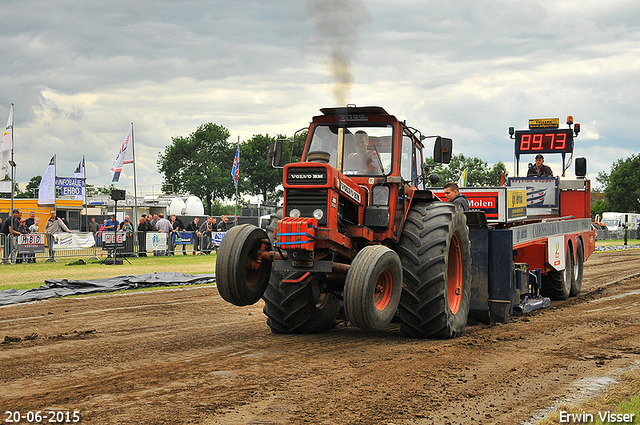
[2,249,640,425]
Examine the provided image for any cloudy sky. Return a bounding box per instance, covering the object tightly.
[1,0,639,195]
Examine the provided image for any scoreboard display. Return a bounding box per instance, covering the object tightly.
[511,117,578,155]
[514,128,574,155]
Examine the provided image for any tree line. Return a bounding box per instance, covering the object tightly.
[7,121,636,217]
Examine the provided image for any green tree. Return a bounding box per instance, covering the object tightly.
[158,123,236,215]
[24,175,42,198]
[431,154,508,187]
[602,154,640,213]
[591,199,608,220]
[240,134,282,203]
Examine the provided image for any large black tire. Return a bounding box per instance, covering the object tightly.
[541,241,572,300]
[396,202,472,339]
[262,210,338,333]
[216,224,272,306]
[344,245,403,331]
[570,238,584,297]
[262,271,340,334]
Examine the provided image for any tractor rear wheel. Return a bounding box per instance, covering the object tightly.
[216,224,272,306]
[396,202,472,339]
[262,271,339,334]
[570,238,584,296]
[344,245,403,331]
[541,241,572,300]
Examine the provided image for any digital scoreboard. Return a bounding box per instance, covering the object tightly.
[510,117,578,155]
[514,128,574,155]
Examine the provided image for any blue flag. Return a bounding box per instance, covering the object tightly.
[231,146,240,188]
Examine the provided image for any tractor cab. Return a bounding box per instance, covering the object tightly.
[268,105,452,244]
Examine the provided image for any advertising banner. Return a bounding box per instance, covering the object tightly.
[213,232,226,247]
[173,231,194,245]
[146,232,167,251]
[55,177,86,197]
[53,232,96,250]
[17,233,46,253]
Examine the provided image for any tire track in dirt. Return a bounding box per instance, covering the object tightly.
[0,250,639,424]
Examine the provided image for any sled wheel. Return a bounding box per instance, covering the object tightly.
[216,224,272,306]
[570,238,584,296]
[344,245,403,331]
[541,241,572,300]
[396,202,472,339]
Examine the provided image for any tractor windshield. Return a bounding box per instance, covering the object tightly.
[306,124,393,176]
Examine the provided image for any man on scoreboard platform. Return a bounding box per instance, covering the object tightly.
[527,154,553,177]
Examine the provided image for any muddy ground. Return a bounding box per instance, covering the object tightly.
[1,249,640,425]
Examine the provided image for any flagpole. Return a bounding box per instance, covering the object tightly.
[130,123,138,224]
[9,103,14,215]
[82,155,86,230]
[234,136,239,223]
[54,154,57,215]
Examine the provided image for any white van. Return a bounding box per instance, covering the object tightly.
[602,212,640,232]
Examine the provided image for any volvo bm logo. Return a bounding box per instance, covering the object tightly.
[290,173,324,180]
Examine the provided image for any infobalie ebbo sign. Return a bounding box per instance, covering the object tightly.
[55,177,85,197]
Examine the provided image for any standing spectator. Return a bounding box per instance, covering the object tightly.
[120,216,134,256]
[137,216,149,257]
[217,215,229,232]
[104,215,119,233]
[87,218,99,237]
[185,217,201,254]
[25,211,36,229]
[145,214,158,232]
[97,219,107,247]
[10,210,22,263]
[144,214,159,256]
[44,211,72,261]
[155,214,172,256]
[199,216,216,254]
[16,218,30,264]
[150,213,160,228]
[1,210,20,264]
[27,217,40,263]
[170,214,185,255]
[103,215,119,256]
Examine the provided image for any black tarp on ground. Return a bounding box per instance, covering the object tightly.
[0,272,216,306]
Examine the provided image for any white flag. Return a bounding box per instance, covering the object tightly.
[0,104,13,176]
[110,125,134,182]
[38,156,56,206]
[73,157,86,201]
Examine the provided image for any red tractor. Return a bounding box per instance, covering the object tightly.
[216,105,472,338]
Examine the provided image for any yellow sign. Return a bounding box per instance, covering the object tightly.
[529,118,559,129]
[507,189,527,220]
[508,189,526,208]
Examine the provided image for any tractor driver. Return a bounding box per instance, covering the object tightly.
[344,130,382,174]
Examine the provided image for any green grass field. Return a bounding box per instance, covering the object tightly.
[0,253,217,290]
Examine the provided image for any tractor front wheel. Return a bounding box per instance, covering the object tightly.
[344,245,403,331]
[216,224,272,306]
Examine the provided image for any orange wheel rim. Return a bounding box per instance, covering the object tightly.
[245,244,262,288]
[447,234,463,314]
[374,270,394,311]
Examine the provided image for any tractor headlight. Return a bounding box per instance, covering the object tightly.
[289,208,301,218]
[313,209,324,220]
